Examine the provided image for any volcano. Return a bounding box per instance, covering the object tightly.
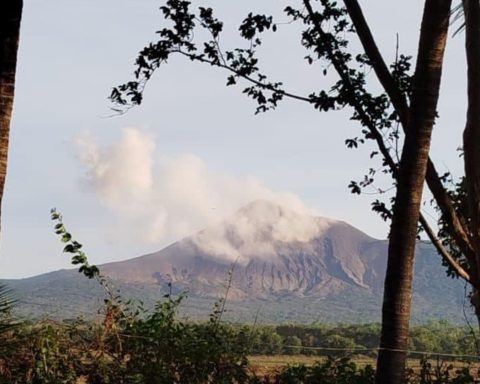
[3,200,466,323]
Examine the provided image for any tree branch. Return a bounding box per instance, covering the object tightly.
[344,0,474,265]
[419,213,472,284]
[343,0,410,127]
[173,49,312,103]
[303,0,398,172]
[303,0,472,276]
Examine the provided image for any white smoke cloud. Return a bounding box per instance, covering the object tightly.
[194,200,333,263]
[76,128,331,260]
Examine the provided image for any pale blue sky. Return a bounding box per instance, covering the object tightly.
[1,0,466,278]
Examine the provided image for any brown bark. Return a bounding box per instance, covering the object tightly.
[343,0,410,127]
[0,0,23,234]
[463,0,480,288]
[375,1,451,383]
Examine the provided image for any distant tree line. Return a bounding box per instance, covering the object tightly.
[1,313,479,383]
[229,320,479,358]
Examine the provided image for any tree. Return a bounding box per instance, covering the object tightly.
[0,0,23,355]
[462,0,480,325]
[375,2,451,382]
[111,0,474,382]
[0,0,23,232]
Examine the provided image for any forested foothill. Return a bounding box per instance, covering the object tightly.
[1,293,480,383]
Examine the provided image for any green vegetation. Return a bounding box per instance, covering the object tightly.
[0,297,250,383]
[1,212,478,383]
[0,283,16,334]
[247,321,479,358]
[1,303,480,383]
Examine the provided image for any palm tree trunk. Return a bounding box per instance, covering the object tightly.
[0,1,23,233]
[462,1,480,329]
[375,1,451,383]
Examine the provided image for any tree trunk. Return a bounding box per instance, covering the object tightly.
[0,0,23,233]
[462,0,480,331]
[470,288,480,338]
[375,1,451,383]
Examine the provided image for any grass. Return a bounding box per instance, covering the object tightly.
[249,355,370,376]
[248,355,480,377]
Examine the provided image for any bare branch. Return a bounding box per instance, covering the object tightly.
[343,0,410,127]
[419,213,472,284]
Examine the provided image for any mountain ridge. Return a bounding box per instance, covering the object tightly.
[100,200,379,299]
[1,200,468,323]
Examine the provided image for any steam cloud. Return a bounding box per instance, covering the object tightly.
[77,128,330,261]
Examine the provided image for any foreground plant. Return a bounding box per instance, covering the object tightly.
[49,210,251,383]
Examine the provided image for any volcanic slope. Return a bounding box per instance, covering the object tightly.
[4,200,466,323]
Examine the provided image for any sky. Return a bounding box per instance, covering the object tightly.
[0,0,467,278]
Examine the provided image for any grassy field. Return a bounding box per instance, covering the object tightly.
[248,355,480,377]
[249,355,372,376]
